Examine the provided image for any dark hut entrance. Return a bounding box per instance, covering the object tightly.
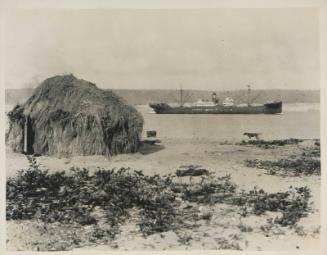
[23,116,35,154]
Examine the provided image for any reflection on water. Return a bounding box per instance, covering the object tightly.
[138,103,320,140]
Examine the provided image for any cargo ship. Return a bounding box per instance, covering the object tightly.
[149,86,282,114]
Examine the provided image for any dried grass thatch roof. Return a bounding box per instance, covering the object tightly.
[6,74,144,157]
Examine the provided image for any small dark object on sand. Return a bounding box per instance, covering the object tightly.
[141,139,161,145]
[243,132,261,140]
[146,130,157,138]
[176,165,209,177]
[142,131,160,145]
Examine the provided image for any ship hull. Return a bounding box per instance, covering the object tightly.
[149,101,282,114]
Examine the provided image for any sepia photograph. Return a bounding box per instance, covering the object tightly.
[1,0,325,253]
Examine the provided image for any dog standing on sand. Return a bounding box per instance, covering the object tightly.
[243,132,261,140]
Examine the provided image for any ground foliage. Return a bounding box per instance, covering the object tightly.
[245,144,320,176]
[175,165,209,177]
[7,157,312,248]
[238,138,303,149]
[229,186,311,226]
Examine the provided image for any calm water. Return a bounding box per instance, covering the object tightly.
[5,103,320,141]
[139,103,320,140]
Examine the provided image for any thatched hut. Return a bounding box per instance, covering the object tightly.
[6,74,144,157]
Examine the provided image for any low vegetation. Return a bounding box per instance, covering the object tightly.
[245,144,320,176]
[246,158,320,176]
[238,138,303,149]
[7,157,312,250]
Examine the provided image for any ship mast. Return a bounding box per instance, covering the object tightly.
[247,85,251,106]
[180,83,183,107]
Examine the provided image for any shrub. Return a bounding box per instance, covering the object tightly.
[7,156,312,247]
[238,138,303,148]
[245,157,320,176]
[7,157,178,235]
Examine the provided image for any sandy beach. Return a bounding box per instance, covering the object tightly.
[6,137,321,251]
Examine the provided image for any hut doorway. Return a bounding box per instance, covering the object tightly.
[23,116,35,154]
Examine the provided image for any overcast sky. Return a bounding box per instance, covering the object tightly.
[4,8,319,90]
